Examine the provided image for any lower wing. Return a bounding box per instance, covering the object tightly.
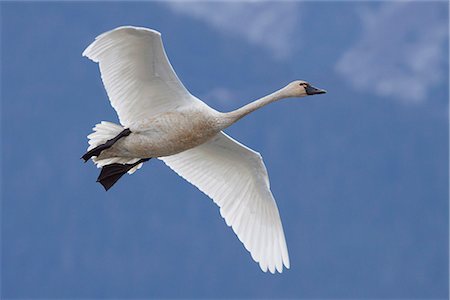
[159,132,290,273]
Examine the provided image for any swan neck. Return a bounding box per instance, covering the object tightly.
[223,88,288,125]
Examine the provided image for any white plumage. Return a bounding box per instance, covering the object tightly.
[82,26,326,273]
[82,26,196,128]
[161,132,289,273]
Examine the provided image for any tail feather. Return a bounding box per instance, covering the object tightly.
[87,121,124,150]
[82,128,131,162]
[84,121,143,174]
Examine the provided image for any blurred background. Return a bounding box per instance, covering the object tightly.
[1,1,448,299]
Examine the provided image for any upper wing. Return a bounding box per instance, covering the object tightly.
[83,26,193,127]
[159,132,290,273]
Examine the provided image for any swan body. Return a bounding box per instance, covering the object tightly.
[97,106,222,159]
[82,26,326,274]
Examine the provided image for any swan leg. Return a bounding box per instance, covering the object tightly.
[97,158,151,191]
[82,128,132,162]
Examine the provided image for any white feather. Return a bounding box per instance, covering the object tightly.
[160,132,290,273]
[83,26,194,128]
[86,121,142,174]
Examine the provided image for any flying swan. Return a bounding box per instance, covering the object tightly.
[81,26,326,274]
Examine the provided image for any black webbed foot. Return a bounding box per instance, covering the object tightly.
[97,158,151,191]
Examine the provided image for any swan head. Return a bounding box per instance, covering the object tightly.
[284,80,327,97]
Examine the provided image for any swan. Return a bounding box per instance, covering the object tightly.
[81,26,326,274]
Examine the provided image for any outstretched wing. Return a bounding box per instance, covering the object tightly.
[160,132,290,273]
[83,26,193,127]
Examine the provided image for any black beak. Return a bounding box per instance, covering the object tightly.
[306,85,327,95]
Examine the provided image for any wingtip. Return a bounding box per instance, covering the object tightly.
[82,25,162,59]
[259,261,268,273]
[82,44,97,61]
[81,49,89,58]
[260,262,285,274]
[113,25,161,36]
[285,260,291,269]
[276,263,283,273]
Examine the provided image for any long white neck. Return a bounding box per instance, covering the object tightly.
[220,87,290,127]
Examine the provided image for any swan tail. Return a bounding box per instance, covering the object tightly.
[97,158,151,191]
[83,121,144,175]
[82,121,131,162]
[82,128,131,161]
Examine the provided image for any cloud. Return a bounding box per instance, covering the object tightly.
[201,87,237,106]
[166,1,301,60]
[335,2,448,103]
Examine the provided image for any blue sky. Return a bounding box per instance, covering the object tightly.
[1,1,448,299]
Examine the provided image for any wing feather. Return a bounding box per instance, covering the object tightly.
[160,132,290,273]
[83,26,194,127]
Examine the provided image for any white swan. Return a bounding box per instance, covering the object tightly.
[82,26,326,274]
